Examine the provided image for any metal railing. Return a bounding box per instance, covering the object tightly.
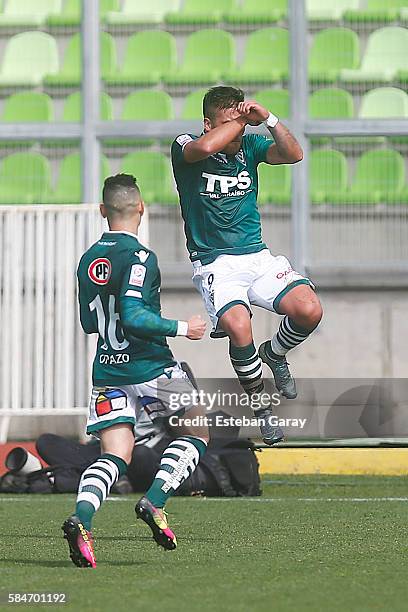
[0,204,149,442]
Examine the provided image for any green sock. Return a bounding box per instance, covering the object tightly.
[146,436,207,508]
[229,341,264,395]
[75,453,127,530]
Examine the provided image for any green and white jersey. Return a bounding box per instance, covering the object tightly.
[77,231,177,387]
[171,132,272,265]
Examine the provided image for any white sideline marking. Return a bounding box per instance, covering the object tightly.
[2,496,408,503]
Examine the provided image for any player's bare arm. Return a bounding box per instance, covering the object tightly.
[237,100,303,165]
[183,114,248,163]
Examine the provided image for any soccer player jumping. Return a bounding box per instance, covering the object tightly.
[171,86,323,445]
[63,174,208,568]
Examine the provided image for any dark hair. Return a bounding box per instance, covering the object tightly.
[203,86,244,119]
[102,174,141,214]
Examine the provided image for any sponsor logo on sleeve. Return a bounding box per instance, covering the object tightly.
[135,249,149,263]
[129,264,146,287]
[176,134,193,149]
[88,258,112,285]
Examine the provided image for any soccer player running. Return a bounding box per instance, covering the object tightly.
[63,174,208,568]
[171,87,323,445]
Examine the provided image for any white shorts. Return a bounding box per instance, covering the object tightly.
[192,249,313,337]
[86,363,196,436]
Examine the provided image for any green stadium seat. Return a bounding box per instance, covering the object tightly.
[341,27,408,83]
[49,153,110,204]
[0,32,58,87]
[309,88,354,118]
[310,149,348,203]
[166,0,237,25]
[225,0,287,25]
[44,32,116,87]
[258,163,291,205]
[107,0,180,25]
[62,92,114,121]
[309,28,360,83]
[344,0,408,24]
[165,29,234,86]
[225,28,288,85]
[335,149,405,204]
[359,87,408,118]
[121,90,174,121]
[0,0,62,26]
[253,88,289,119]
[106,31,176,86]
[120,152,178,204]
[307,0,359,22]
[2,92,53,122]
[48,0,119,26]
[1,91,54,149]
[106,90,174,147]
[181,88,208,119]
[0,152,51,204]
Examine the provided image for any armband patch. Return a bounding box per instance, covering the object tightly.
[176,134,193,149]
[129,264,146,287]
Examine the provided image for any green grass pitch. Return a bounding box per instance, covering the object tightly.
[0,475,407,612]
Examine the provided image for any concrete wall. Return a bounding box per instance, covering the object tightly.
[165,288,406,379]
[6,287,407,440]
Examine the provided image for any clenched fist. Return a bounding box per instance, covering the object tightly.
[187,315,206,340]
[237,100,269,126]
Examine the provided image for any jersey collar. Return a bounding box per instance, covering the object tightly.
[104,230,139,239]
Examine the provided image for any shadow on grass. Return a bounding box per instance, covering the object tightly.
[1,558,147,568]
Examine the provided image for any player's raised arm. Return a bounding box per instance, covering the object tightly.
[237,100,303,165]
[182,115,248,163]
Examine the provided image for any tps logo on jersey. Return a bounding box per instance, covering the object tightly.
[88,258,112,285]
[201,171,252,196]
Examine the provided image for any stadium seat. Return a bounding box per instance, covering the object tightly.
[0,152,51,204]
[359,87,408,118]
[121,90,174,121]
[309,88,354,118]
[2,91,54,122]
[0,92,53,148]
[225,28,288,84]
[166,0,237,25]
[106,90,174,147]
[341,27,408,83]
[181,88,208,119]
[310,149,348,203]
[0,0,62,26]
[344,0,408,24]
[307,0,359,22]
[335,149,405,204]
[225,0,287,25]
[253,89,289,118]
[49,153,110,204]
[106,31,176,86]
[62,92,114,121]
[107,0,180,25]
[0,32,58,87]
[48,0,119,26]
[44,32,116,87]
[309,27,360,83]
[165,29,235,86]
[120,152,178,204]
[258,163,291,205]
